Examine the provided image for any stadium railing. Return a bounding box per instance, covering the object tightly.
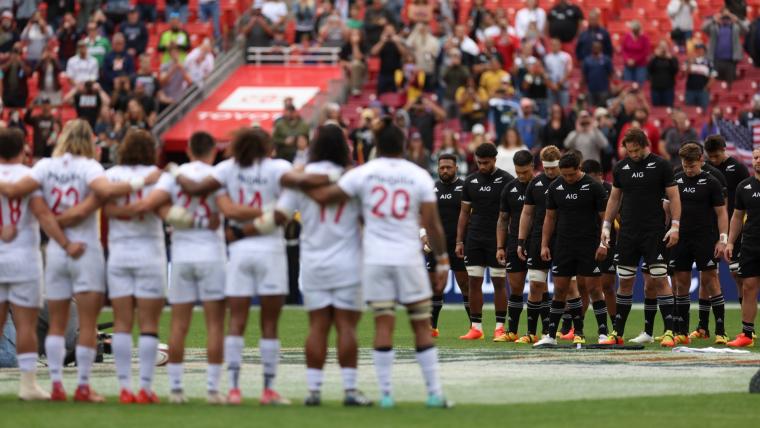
[245,46,342,65]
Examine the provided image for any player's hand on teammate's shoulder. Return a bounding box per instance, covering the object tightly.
[0,224,17,243]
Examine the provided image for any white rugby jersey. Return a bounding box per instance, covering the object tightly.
[0,164,42,282]
[338,157,436,266]
[155,161,225,263]
[278,161,361,290]
[212,157,292,252]
[30,153,104,246]
[105,165,166,265]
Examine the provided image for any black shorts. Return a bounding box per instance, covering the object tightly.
[598,249,616,275]
[464,238,500,269]
[552,243,601,277]
[670,234,718,272]
[506,241,527,273]
[730,238,742,272]
[425,248,467,273]
[526,236,551,270]
[616,228,669,270]
[738,242,760,278]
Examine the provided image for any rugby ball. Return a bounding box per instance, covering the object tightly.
[156,343,170,367]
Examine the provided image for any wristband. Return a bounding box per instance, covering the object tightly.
[129,176,145,191]
[327,170,342,183]
[671,219,680,226]
[602,220,612,230]
[719,233,728,244]
[419,228,427,239]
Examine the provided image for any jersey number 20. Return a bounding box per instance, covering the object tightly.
[370,186,410,219]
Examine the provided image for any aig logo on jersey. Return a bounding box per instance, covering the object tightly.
[439,193,453,200]
[479,186,492,192]
[683,187,696,193]
[632,172,644,178]
[566,193,578,199]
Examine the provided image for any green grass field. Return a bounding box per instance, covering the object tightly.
[1,306,759,427]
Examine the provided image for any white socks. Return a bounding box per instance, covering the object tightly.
[372,348,394,396]
[207,363,222,393]
[112,332,132,390]
[415,347,442,396]
[259,338,279,390]
[138,335,159,391]
[224,336,244,389]
[341,367,358,391]
[306,368,323,393]
[17,352,37,373]
[45,335,65,383]
[167,363,183,391]
[76,346,96,386]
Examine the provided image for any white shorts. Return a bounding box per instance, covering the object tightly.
[45,246,106,300]
[107,260,167,299]
[225,250,288,297]
[0,280,43,308]
[362,264,432,305]
[169,261,226,304]
[302,284,362,311]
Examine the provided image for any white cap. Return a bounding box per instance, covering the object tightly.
[472,123,485,135]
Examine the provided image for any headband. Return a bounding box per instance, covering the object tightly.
[542,160,559,168]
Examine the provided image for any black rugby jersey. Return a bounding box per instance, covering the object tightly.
[546,173,607,243]
[434,178,464,244]
[461,168,515,241]
[612,153,675,230]
[674,171,724,235]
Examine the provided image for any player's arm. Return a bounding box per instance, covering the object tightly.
[540,208,556,261]
[103,201,135,218]
[29,196,86,259]
[715,204,729,257]
[454,202,470,258]
[725,208,744,261]
[0,176,40,199]
[663,184,681,247]
[131,188,172,215]
[304,183,350,205]
[280,171,335,190]
[215,194,263,222]
[601,186,621,246]
[56,193,102,228]
[421,201,449,294]
[496,211,508,265]
[174,174,222,196]
[89,170,162,200]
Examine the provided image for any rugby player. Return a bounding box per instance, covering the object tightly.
[534,152,609,346]
[516,146,561,343]
[304,118,452,408]
[496,150,533,341]
[668,143,728,345]
[599,128,681,347]
[456,143,515,341]
[0,119,160,402]
[0,128,85,400]
[725,148,760,347]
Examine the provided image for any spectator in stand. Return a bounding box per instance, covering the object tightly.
[547,0,584,43]
[314,0,334,34]
[77,0,101,31]
[739,93,760,127]
[475,11,501,43]
[132,81,158,127]
[647,40,679,107]
[746,14,760,67]
[668,0,697,49]
[467,0,488,40]
[294,0,316,43]
[64,80,110,129]
[66,39,100,86]
[408,96,445,152]
[136,0,158,23]
[200,0,222,41]
[493,18,520,71]
[660,109,698,166]
[609,86,648,140]
[346,3,363,31]
[262,0,289,33]
[239,2,274,49]
[317,10,348,48]
[133,54,160,99]
[621,20,651,85]
[56,13,79,68]
[159,13,191,64]
[564,110,609,162]
[515,0,546,40]
[489,84,521,144]
[121,7,149,57]
[542,103,573,150]
[124,98,150,130]
[522,59,549,118]
[272,104,310,161]
[19,12,54,68]
[515,98,543,151]
[0,11,19,57]
[701,106,723,140]
[102,33,136,94]
[46,0,75,30]
[158,44,192,109]
[702,8,747,86]
[349,108,376,164]
[1,43,31,109]
[617,107,661,157]
[594,107,616,170]
[435,129,468,177]
[14,0,36,31]
[440,48,470,117]
[184,39,215,86]
[544,38,573,109]
[684,43,716,109]
[456,76,489,131]
[370,23,406,95]
[480,56,509,97]
[407,23,440,92]
[35,46,63,105]
[110,76,132,112]
[166,0,190,23]
[724,0,747,21]
[575,8,612,62]
[582,41,613,107]
[24,97,61,159]
[104,0,133,27]
[364,0,396,47]
[83,20,112,66]
[406,131,432,171]
[495,127,528,176]
[340,29,368,97]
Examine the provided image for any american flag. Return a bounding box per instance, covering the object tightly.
[716,119,759,168]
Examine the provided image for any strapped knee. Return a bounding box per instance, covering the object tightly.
[617,265,637,279]
[407,301,432,321]
[648,263,668,278]
[527,269,547,283]
[466,265,485,277]
[369,300,396,317]
[488,267,506,278]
